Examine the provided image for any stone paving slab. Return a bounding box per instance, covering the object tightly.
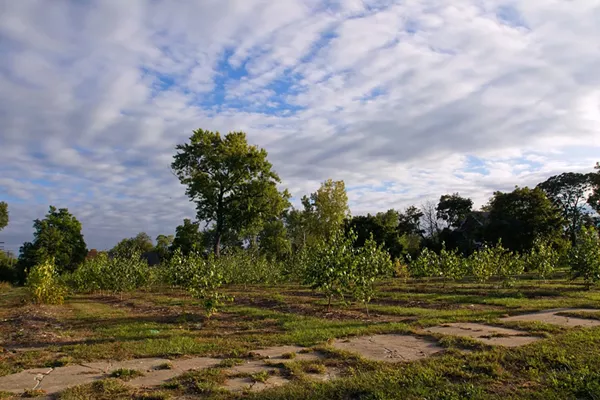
[332,334,443,362]
[500,308,600,328]
[425,323,540,347]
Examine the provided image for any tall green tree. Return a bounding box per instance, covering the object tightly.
[485,187,564,253]
[171,219,204,256]
[155,234,174,260]
[398,206,424,236]
[437,193,473,229]
[0,202,8,231]
[589,162,600,214]
[111,232,154,257]
[17,206,87,281]
[538,172,595,245]
[301,179,350,242]
[172,129,288,256]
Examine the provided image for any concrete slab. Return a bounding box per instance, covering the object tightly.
[425,323,540,347]
[332,334,443,362]
[227,360,276,375]
[38,365,104,394]
[501,308,600,328]
[0,368,53,393]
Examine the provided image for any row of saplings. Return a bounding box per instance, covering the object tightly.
[25,226,600,316]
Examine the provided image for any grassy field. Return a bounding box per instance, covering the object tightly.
[1,278,600,399]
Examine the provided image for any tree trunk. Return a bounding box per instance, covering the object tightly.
[327,295,332,312]
[214,232,221,258]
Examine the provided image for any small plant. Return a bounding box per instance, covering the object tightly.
[155,362,173,370]
[217,358,244,368]
[251,370,270,383]
[136,392,172,400]
[110,368,145,381]
[303,362,327,374]
[281,352,296,359]
[26,258,67,305]
[569,226,600,289]
[22,389,47,398]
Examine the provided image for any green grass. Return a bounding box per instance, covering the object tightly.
[110,368,145,381]
[2,279,600,399]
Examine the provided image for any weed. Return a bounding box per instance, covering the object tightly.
[251,370,271,383]
[154,362,173,370]
[109,368,145,381]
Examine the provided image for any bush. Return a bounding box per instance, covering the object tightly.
[350,236,393,316]
[218,248,284,286]
[66,250,150,296]
[163,249,228,316]
[467,242,523,286]
[303,229,356,311]
[569,226,600,288]
[0,251,16,283]
[525,239,561,281]
[26,258,67,305]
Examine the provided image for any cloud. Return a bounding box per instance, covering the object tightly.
[0,0,599,253]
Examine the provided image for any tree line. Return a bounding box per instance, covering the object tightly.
[1,129,600,309]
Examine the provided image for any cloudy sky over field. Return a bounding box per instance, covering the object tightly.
[1,0,599,252]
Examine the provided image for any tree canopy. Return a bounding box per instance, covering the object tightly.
[437,193,473,229]
[537,172,595,244]
[171,219,204,256]
[485,187,564,253]
[172,129,288,256]
[111,232,154,258]
[17,206,87,281]
[0,202,8,232]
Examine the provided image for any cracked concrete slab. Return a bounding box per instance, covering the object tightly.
[331,334,443,362]
[171,356,220,371]
[0,356,219,394]
[0,368,54,394]
[38,365,102,394]
[425,323,540,347]
[227,360,277,375]
[500,308,600,328]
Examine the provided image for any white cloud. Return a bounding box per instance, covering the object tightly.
[0,0,599,253]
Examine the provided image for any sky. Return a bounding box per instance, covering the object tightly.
[0,0,599,253]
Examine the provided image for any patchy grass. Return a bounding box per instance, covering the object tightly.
[218,358,245,368]
[251,370,271,383]
[110,368,145,381]
[22,389,47,398]
[1,279,600,399]
[59,379,133,399]
[154,362,173,370]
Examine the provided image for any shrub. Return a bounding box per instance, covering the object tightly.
[218,248,284,286]
[467,242,523,286]
[303,229,356,311]
[350,236,393,316]
[409,248,440,278]
[569,226,600,288]
[66,250,149,296]
[26,258,67,305]
[525,239,561,281]
[163,249,229,316]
